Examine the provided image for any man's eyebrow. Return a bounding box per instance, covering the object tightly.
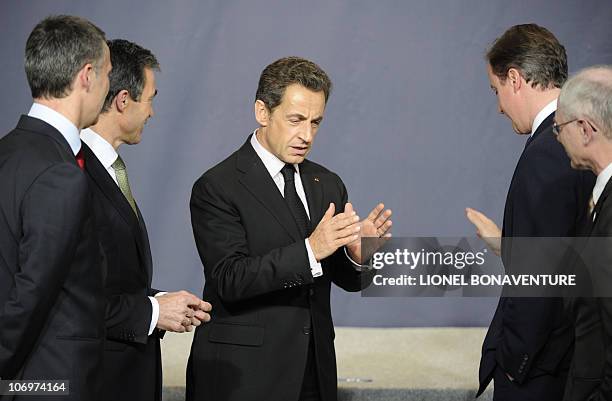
[286,113,307,120]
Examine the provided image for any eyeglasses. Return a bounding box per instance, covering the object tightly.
[552,119,577,136]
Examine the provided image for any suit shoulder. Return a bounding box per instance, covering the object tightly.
[0,128,74,174]
[192,149,240,190]
[301,159,343,182]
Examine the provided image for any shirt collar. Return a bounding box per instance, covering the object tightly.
[80,127,119,170]
[250,129,300,178]
[530,99,557,137]
[28,103,81,155]
[593,162,612,205]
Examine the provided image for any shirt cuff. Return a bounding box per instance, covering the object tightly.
[148,296,159,335]
[305,239,323,277]
[344,247,369,271]
[148,292,168,335]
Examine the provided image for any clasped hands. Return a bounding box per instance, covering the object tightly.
[156,290,212,333]
[309,202,393,264]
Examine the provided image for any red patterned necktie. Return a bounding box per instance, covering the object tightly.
[76,150,85,170]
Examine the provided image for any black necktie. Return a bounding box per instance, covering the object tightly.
[281,164,310,237]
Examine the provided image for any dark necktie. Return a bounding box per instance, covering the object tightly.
[281,163,310,237]
[75,149,85,170]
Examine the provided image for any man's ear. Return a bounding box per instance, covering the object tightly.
[254,100,270,127]
[114,90,130,112]
[76,63,95,92]
[507,68,522,92]
[581,119,598,145]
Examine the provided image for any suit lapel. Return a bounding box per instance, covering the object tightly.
[236,137,303,241]
[82,144,152,278]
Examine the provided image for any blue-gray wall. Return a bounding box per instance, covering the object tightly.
[2,0,611,326]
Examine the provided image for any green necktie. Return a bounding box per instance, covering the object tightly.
[112,155,138,217]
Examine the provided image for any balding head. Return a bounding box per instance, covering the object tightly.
[558,66,612,139]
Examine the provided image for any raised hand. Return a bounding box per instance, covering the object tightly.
[346,202,393,264]
[465,207,501,256]
[308,203,361,261]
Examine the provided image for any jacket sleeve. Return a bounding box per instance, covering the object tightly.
[190,176,315,304]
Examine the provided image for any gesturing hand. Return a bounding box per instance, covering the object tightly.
[346,203,393,264]
[308,203,361,261]
[156,290,212,333]
[465,207,501,256]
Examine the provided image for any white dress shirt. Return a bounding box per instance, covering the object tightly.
[531,99,557,137]
[250,132,323,277]
[28,103,81,155]
[80,128,160,336]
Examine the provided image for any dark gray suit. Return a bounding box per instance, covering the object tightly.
[0,115,105,401]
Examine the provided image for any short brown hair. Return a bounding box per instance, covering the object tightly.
[486,24,567,89]
[25,15,106,99]
[255,56,332,111]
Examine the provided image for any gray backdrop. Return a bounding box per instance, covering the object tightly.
[1,0,611,327]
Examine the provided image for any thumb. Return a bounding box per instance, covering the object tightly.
[344,202,354,215]
[322,203,335,221]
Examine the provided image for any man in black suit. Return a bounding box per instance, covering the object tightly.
[187,56,392,401]
[466,24,595,400]
[0,15,111,400]
[80,39,212,401]
[555,65,612,401]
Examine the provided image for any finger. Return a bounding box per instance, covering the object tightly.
[465,208,484,227]
[190,316,201,327]
[344,202,354,215]
[194,310,211,322]
[335,233,360,248]
[185,324,194,332]
[335,223,361,240]
[198,300,212,312]
[377,220,392,235]
[321,203,335,222]
[374,209,393,228]
[332,213,359,229]
[367,203,385,222]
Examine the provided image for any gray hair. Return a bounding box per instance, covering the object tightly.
[25,15,106,99]
[558,65,612,139]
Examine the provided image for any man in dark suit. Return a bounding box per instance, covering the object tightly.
[80,39,212,401]
[0,15,111,400]
[555,65,612,401]
[466,24,595,400]
[187,56,392,401]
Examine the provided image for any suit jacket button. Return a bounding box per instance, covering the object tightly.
[302,326,311,335]
[309,288,315,296]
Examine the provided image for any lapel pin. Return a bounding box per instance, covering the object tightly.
[314,177,320,182]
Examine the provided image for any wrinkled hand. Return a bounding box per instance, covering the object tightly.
[156,290,212,333]
[308,203,361,261]
[465,207,501,256]
[346,203,393,264]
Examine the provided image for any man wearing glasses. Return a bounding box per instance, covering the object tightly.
[555,65,612,401]
[465,24,595,401]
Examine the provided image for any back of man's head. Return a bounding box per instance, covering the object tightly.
[101,39,160,113]
[487,23,567,90]
[559,66,612,139]
[25,15,106,100]
[255,56,332,111]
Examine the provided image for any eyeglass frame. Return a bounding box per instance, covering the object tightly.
[552,119,578,136]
